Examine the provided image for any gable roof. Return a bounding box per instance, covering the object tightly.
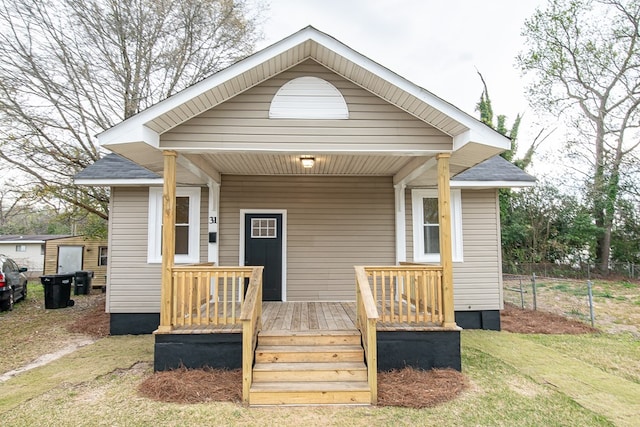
[75,154,162,186]
[452,156,536,188]
[98,26,509,157]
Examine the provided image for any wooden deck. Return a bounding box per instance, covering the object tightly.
[167,301,449,334]
[262,301,356,331]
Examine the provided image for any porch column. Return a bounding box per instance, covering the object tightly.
[158,150,177,333]
[208,179,220,265]
[436,153,456,328]
[394,183,407,264]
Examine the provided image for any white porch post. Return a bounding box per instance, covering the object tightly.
[208,179,220,265]
[437,153,457,328]
[394,183,406,264]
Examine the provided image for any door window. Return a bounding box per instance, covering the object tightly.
[251,218,277,238]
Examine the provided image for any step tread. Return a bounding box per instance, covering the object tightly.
[250,381,371,392]
[253,362,366,372]
[259,330,360,337]
[256,345,363,352]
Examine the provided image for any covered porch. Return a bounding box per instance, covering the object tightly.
[151,139,462,405]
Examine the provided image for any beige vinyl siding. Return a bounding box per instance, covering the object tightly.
[405,188,502,311]
[219,175,395,301]
[43,237,108,286]
[107,186,208,313]
[454,189,502,311]
[161,60,451,153]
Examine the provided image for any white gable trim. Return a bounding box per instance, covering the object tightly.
[98,26,509,152]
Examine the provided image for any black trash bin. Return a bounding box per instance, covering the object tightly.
[74,271,94,295]
[40,274,75,309]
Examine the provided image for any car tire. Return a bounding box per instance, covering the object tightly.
[6,290,14,311]
[22,284,27,301]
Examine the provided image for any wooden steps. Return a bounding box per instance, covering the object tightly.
[249,330,372,406]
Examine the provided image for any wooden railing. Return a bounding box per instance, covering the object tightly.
[364,265,445,325]
[169,264,258,327]
[354,266,378,405]
[240,266,264,404]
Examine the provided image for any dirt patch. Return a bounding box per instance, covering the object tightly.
[501,302,598,334]
[377,367,467,408]
[137,366,467,408]
[138,367,242,403]
[66,294,110,338]
[0,337,95,382]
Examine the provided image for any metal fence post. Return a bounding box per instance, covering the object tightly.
[587,280,595,327]
[519,277,525,309]
[531,273,537,311]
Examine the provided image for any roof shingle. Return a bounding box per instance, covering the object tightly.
[453,156,536,182]
[74,154,160,180]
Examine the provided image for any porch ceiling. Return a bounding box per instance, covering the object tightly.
[107,142,502,187]
[198,152,413,176]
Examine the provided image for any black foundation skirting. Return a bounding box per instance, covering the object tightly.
[377,330,461,371]
[154,333,242,371]
[455,310,501,331]
[110,313,160,335]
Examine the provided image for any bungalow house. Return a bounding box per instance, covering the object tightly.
[76,27,534,405]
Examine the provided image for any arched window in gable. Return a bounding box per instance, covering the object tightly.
[269,76,349,119]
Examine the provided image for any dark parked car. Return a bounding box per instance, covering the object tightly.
[0,255,28,311]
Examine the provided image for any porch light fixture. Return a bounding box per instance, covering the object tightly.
[300,156,315,168]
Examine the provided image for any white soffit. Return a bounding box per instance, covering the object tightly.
[269,76,349,119]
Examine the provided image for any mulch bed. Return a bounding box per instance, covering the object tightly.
[501,302,598,334]
[137,366,467,408]
[66,294,110,338]
[138,367,243,403]
[377,367,467,408]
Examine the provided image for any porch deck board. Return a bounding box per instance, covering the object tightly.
[267,302,357,332]
[167,301,450,334]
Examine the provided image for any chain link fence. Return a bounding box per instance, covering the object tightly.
[503,273,597,326]
[502,262,639,281]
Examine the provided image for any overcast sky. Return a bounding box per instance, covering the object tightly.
[258,0,549,157]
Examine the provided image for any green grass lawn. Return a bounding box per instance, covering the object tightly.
[2,330,637,426]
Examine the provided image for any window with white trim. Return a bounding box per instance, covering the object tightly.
[411,189,463,263]
[148,187,201,264]
[16,244,27,252]
[251,218,277,238]
[98,246,108,266]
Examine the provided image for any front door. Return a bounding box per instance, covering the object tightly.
[57,246,83,273]
[244,213,283,301]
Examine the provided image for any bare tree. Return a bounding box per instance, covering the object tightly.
[0,0,264,220]
[518,0,640,273]
[0,186,28,229]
